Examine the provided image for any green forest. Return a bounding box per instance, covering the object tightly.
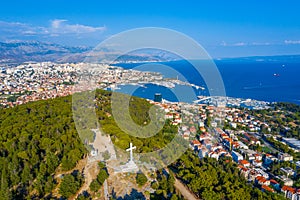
[0,95,87,199]
[0,89,178,199]
[94,90,178,153]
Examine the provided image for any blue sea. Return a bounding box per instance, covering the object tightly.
[113,58,300,105]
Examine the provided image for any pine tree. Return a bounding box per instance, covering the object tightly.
[0,167,11,200]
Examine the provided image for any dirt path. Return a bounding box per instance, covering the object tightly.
[174,178,200,200]
[75,160,99,199]
[75,129,117,199]
[90,129,117,161]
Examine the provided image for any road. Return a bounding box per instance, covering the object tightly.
[104,179,109,200]
[165,168,199,200]
[75,160,99,199]
[174,178,200,200]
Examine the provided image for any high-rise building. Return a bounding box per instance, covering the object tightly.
[154,93,162,102]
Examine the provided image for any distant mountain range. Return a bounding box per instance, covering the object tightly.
[217,54,300,63]
[0,41,180,65]
[0,41,92,64]
[1,40,299,66]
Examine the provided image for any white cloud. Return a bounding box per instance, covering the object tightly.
[220,41,227,46]
[21,30,39,35]
[220,41,273,47]
[251,42,271,46]
[232,42,247,46]
[284,40,300,45]
[0,21,27,28]
[0,20,106,39]
[51,19,67,29]
[50,19,106,34]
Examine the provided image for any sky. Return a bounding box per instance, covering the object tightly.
[0,0,300,58]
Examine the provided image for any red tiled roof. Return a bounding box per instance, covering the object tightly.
[282,186,296,193]
[241,138,249,143]
[270,179,279,184]
[221,133,229,137]
[224,138,233,143]
[200,133,209,138]
[232,142,239,146]
[200,127,206,131]
[256,176,267,183]
[238,165,249,172]
[238,165,243,169]
[191,140,201,146]
[262,185,274,192]
[239,160,250,165]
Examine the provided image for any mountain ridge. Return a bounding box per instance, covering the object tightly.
[0,40,180,65]
[1,40,300,66]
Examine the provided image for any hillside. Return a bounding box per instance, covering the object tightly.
[0,89,177,199]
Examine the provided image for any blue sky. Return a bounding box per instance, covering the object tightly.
[0,0,300,58]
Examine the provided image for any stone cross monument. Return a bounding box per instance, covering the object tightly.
[126,142,136,162]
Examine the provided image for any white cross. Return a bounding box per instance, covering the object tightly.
[126,142,136,162]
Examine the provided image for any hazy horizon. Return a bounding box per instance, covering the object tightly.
[0,0,300,58]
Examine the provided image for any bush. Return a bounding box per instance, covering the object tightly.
[136,172,148,186]
[59,173,83,198]
[89,179,101,192]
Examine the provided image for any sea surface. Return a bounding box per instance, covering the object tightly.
[112,59,300,105]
